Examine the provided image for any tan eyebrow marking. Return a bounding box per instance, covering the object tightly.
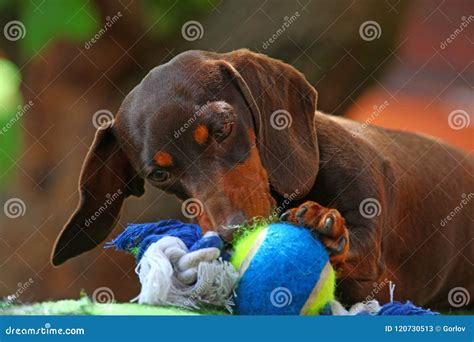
[193,124,209,145]
[154,151,173,167]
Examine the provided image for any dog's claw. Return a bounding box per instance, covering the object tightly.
[280,211,290,221]
[296,206,307,218]
[327,236,347,255]
[321,215,334,235]
[296,206,308,224]
[280,201,349,265]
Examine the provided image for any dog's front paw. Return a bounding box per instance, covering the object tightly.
[280,201,349,265]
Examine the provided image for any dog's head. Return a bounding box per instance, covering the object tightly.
[52,49,319,265]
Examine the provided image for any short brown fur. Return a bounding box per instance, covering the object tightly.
[52,49,473,311]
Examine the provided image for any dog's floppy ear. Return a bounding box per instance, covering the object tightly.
[219,50,319,198]
[51,124,144,266]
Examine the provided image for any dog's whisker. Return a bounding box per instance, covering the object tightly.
[220,224,240,231]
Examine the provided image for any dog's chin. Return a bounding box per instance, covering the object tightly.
[215,212,248,242]
[196,210,248,242]
[217,221,251,242]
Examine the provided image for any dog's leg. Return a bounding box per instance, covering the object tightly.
[280,201,349,266]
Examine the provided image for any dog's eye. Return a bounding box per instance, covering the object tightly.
[149,169,170,182]
[213,122,233,142]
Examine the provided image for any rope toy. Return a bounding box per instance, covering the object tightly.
[326,281,438,315]
[107,220,438,316]
[107,220,238,311]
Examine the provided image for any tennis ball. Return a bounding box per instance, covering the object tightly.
[231,222,335,315]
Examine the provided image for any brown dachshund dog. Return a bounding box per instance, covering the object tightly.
[52,49,473,310]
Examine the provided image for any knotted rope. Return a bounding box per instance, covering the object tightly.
[107,220,238,311]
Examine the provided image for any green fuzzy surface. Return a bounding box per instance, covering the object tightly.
[231,224,266,270]
[0,297,227,316]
